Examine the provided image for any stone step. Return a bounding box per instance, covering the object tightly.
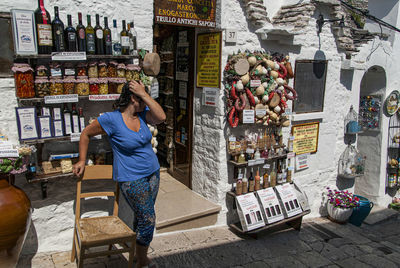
[363,205,398,225]
[155,172,221,234]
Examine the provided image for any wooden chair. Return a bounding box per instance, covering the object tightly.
[70,165,136,268]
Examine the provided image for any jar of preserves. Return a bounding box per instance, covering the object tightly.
[126,64,141,81]
[108,61,118,78]
[63,76,76,94]
[117,63,126,78]
[98,61,108,77]
[116,78,127,94]
[34,77,50,97]
[12,64,35,98]
[98,78,109,95]
[89,78,100,95]
[49,78,64,95]
[108,78,118,94]
[50,63,62,77]
[76,76,89,96]
[77,62,87,77]
[64,63,76,76]
[35,65,48,77]
[88,61,98,78]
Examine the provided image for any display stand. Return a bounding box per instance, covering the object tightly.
[227,191,310,237]
[387,114,400,189]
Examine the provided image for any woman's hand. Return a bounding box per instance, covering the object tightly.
[73,160,86,177]
[129,80,147,99]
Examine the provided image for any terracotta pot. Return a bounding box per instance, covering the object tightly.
[327,202,353,223]
[0,174,31,264]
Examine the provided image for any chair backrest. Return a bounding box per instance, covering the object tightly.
[75,165,119,223]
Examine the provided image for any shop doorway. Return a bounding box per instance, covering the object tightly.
[356,65,386,201]
[154,24,195,188]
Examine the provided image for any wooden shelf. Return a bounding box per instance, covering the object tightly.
[21,134,104,145]
[14,54,138,60]
[160,75,174,79]
[228,154,288,167]
[229,210,311,235]
[160,91,174,95]
[164,105,174,109]
[161,60,174,63]
[28,171,75,183]
[175,141,187,147]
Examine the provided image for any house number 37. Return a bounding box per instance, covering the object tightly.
[225,29,237,43]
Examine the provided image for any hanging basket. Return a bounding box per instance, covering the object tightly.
[338,145,365,179]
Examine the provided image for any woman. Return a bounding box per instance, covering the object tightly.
[73,80,166,268]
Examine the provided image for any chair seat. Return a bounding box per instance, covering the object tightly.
[77,215,135,246]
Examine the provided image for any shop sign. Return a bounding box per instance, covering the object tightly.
[154,0,216,28]
[196,32,221,88]
[291,122,319,155]
[203,87,218,107]
[296,153,309,171]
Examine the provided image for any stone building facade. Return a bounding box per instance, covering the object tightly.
[0,0,399,253]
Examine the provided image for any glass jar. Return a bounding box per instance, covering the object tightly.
[98,78,109,95]
[34,77,50,97]
[77,62,87,77]
[126,64,141,81]
[107,61,117,78]
[64,63,76,76]
[50,63,62,77]
[76,76,89,96]
[35,65,48,77]
[98,61,108,77]
[116,78,127,94]
[89,78,99,95]
[63,76,76,94]
[117,63,126,78]
[12,64,35,98]
[49,78,64,95]
[88,61,98,78]
[108,78,118,94]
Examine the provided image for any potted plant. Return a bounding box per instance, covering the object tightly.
[326,187,359,223]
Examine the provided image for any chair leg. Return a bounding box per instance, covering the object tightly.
[77,246,84,268]
[70,229,76,262]
[128,250,134,268]
[107,244,113,257]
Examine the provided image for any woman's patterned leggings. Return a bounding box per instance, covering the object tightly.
[119,170,160,247]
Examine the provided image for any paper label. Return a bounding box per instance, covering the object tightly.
[45,94,79,104]
[246,148,254,154]
[96,29,103,39]
[70,132,81,142]
[0,141,13,150]
[243,110,255,124]
[235,193,265,231]
[250,80,261,88]
[53,107,61,120]
[89,94,120,101]
[204,87,219,107]
[121,36,130,47]
[51,51,87,61]
[0,149,19,158]
[37,24,52,46]
[263,164,270,169]
[248,159,257,166]
[296,153,309,171]
[53,120,63,137]
[50,68,62,77]
[151,79,159,99]
[255,109,267,117]
[229,136,236,142]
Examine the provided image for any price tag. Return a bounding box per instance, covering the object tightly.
[50,68,62,77]
[238,173,243,180]
[283,108,292,115]
[255,109,267,117]
[70,132,81,142]
[45,94,78,104]
[287,152,295,159]
[246,148,254,154]
[51,51,87,61]
[0,149,19,158]
[289,136,295,141]
[243,110,255,124]
[256,158,265,165]
[229,136,236,142]
[64,68,76,76]
[263,164,271,169]
[89,94,120,101]
[225,29,237,43]
[133,58,139,65]
[0,141,13,150]
[151,79,159,99]
[288,166,295,171]
[250,80,261,88]
[248,159,257,166]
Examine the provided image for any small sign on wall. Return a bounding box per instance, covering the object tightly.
[225,29,237,43]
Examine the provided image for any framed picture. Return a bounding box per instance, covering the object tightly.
[15,107,39,141]
[53,120,64,137]
[38,116,53,138]
[11,9,37,55]
[291,122,320,155]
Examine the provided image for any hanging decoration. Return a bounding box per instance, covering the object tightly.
[223,51,296,128]
[338,144,365,179]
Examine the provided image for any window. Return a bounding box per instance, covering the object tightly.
[0,12,14,77]
[293,60,328,113]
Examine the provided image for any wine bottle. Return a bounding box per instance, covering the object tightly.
[94,14,104,55]
[120,20,129,55]
[86,15,95,55]
[103,17,112,55]
[263,168,269,188]
[112,19,121,56]
[76,12,86,52]
[79,107,85,132]
[52,6,65,52]
[63,104,72,135]
[65,14,77,51]
[248,168,255,192]
[270,162,277,187]
[34,0,53,54]
[128,21,137,56]
[71,104,80,133]
[235,169,243,196]
[255,168,261,191]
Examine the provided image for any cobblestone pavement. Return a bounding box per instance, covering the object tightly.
[17,214,400,268]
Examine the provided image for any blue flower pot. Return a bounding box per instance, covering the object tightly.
[348,195,374,227]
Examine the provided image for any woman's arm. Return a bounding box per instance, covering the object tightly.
[72,119,106,177]
[130,80,166,125]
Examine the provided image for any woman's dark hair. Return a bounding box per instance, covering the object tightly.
[113,82,133,111]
